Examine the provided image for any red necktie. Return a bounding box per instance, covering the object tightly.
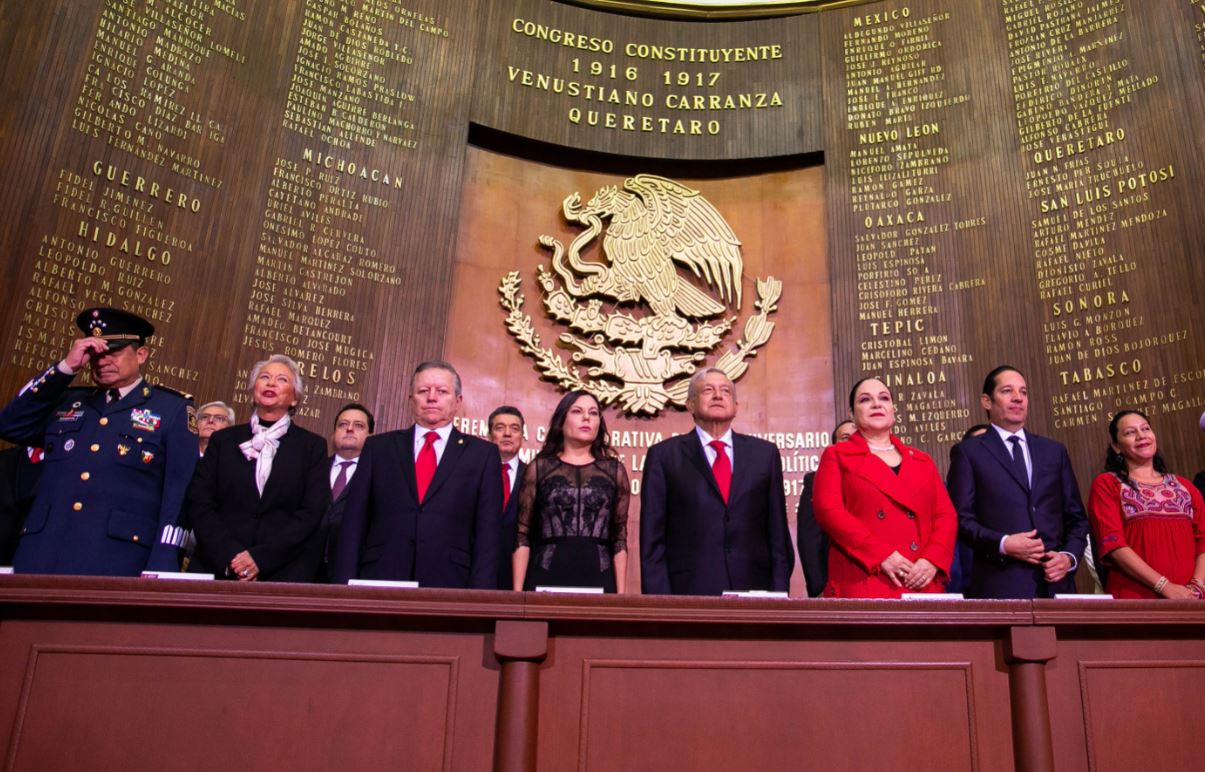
[502,463,511,509]
[416,431,438,502]
[709,439,731,504]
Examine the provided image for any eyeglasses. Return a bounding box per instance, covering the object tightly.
[198,414,231,424]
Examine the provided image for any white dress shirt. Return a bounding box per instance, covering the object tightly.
[412,423,454,465]
[695,426,734,470]
[330,455,359,488]
[502,456,520,494]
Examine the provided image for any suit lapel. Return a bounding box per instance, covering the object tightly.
[396,427,419,503]
[846,435,928,515]
[230,424,261,499]
[727,433,752,503]
[423,427,467,502]
[681,431,724,503]
[981,430,1029,491]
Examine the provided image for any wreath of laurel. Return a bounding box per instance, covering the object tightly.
[498,271,782,414]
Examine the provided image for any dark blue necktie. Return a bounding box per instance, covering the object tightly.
[1008,435,1028,487]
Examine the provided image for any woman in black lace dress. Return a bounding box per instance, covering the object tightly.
[512,390,629,593]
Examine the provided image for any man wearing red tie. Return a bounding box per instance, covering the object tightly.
[640,368,793,595]
[332,361,502,587]
[488,405,526,590]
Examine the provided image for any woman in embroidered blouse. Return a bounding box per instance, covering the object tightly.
[1087,409,1205,599]
[512,390,629,593]
[185,354,328,582]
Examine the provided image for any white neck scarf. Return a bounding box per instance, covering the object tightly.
[239,412,291,495]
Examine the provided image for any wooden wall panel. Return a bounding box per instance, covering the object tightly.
[823,0,1205,486]
[471,0,822,159]
[0,0,484,431]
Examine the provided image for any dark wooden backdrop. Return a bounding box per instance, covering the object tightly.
[0,0,1203,595]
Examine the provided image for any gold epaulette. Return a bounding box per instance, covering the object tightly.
[149,383,194,402]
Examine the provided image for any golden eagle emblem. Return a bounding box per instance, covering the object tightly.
[500,174,781,415]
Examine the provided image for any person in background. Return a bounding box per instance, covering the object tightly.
[1194,409,1205,501]
[0,307,196,575]
[313,403,373,582]
[513,391,628,592]
[0,446,41,566]
[196,401,235,457]
[796,420,855,597]
[185,354,328,582]
[948,365,1088,599]
[945,424,989,594]
[1087,409,1205,599]
[488,405,526,591]
[812,377,957,597]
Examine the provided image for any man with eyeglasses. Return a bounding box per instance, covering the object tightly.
[196,401,235,457]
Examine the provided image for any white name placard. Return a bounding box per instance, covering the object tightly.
[348,579,420,589]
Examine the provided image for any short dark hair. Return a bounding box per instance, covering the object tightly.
[334,403,375,434]
[982,365,1024,397]
[831,420,855,443]
[962,424,989,441]
[488,405,524,429]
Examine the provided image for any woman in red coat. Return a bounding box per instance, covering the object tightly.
[813,377,958,598]
[1087,409,1205,599]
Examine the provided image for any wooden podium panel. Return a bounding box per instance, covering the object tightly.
[4,579,1205,772]
[0,580,510,772]
[7,633,462,772]
[1032,601,1205,772]
[549,647,990,771]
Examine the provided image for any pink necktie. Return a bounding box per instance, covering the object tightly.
[331,460,353,500]
[502,463,511,509]
[709,440,731,504]
[416,431,438,501]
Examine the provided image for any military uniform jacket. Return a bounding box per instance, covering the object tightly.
[0,364,196,576]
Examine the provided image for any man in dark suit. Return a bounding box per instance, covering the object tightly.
[641,368,793,596]
[333,361,502,588]
[313,403,374,582]
[796,420,854,597]
[488,405,526,591]
[0,307,196,576]
[948,365,1089,599]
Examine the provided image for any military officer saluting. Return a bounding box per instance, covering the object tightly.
[0,307,197,575]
